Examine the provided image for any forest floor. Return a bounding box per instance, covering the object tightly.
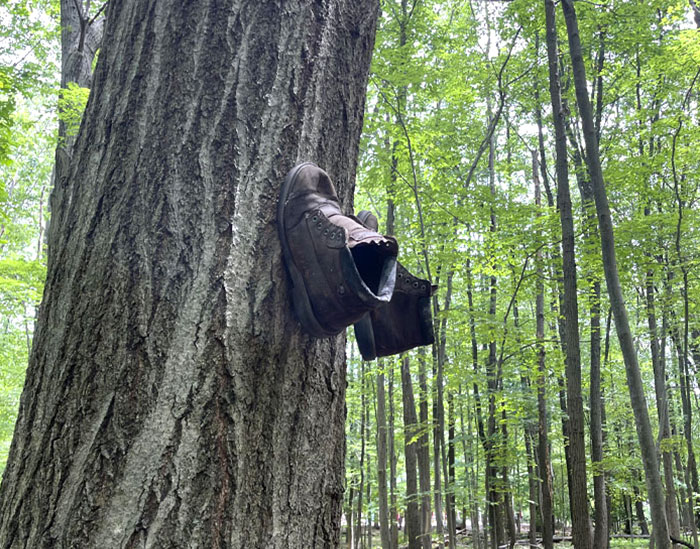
[351,532,650,548]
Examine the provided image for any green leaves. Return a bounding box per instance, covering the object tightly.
[58,81,89,139]
[0,0,58,476]
[0,258,45,312]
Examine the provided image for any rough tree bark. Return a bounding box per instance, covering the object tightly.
[0,1,379,547]
[559,0,670,547]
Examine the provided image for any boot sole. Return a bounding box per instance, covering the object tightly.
[278,162,339,338]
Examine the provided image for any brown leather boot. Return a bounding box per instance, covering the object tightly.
[352,211,436,360]
[278,163,398,337]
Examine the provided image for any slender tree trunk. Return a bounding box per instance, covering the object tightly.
[515,297,539,548]
[533,33,556,210]
[671,327,700,547]
[448,395,457,545]
[58,0,104,147]
[51,1,105,245]
[543,4,591,546]
[562,100,610,549]
[501,413,517,549]
[671,88,700,542]
[559,1,670,546]
[602,314,613,549]
[385,137,400,549]
[0,1,380,547]
[648,274,682,539]
[389,365,400,549]
[436,273,456,549]
[464,398,483,549]
[356,364,367,549]
[533,149,554,549]
[673,441,694,532]
[417,354,433,547]
[485,103,504,549]
[402,357,424,549]
[563,105,609,549]
[524,426,538,548]
[624,493,634,535]
[367,460,373,549]
[466,257,485,549]
[432,363,445,549]
[663,276,697,541]
[347,485,355,549]
[634,483,650,536]
[377,367,391,549]
[588,280,609,549]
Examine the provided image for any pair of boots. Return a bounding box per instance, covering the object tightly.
[278,162,435,360]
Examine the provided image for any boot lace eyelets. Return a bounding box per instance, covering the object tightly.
[323,229,329,236]
[413,281,419,288]
[316,223,322,231]
[312,215,318,222]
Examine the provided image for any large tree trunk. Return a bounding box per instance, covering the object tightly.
[559,1,670,547]
[0,2,379,547]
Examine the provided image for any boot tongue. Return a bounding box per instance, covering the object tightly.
[328,212,398,254]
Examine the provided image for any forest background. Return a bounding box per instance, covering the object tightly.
[1,0,699,548]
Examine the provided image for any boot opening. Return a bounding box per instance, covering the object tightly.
[351,242,393,295]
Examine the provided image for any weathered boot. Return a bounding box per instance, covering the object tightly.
[278,163,398,337]
[353,211,436,360]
